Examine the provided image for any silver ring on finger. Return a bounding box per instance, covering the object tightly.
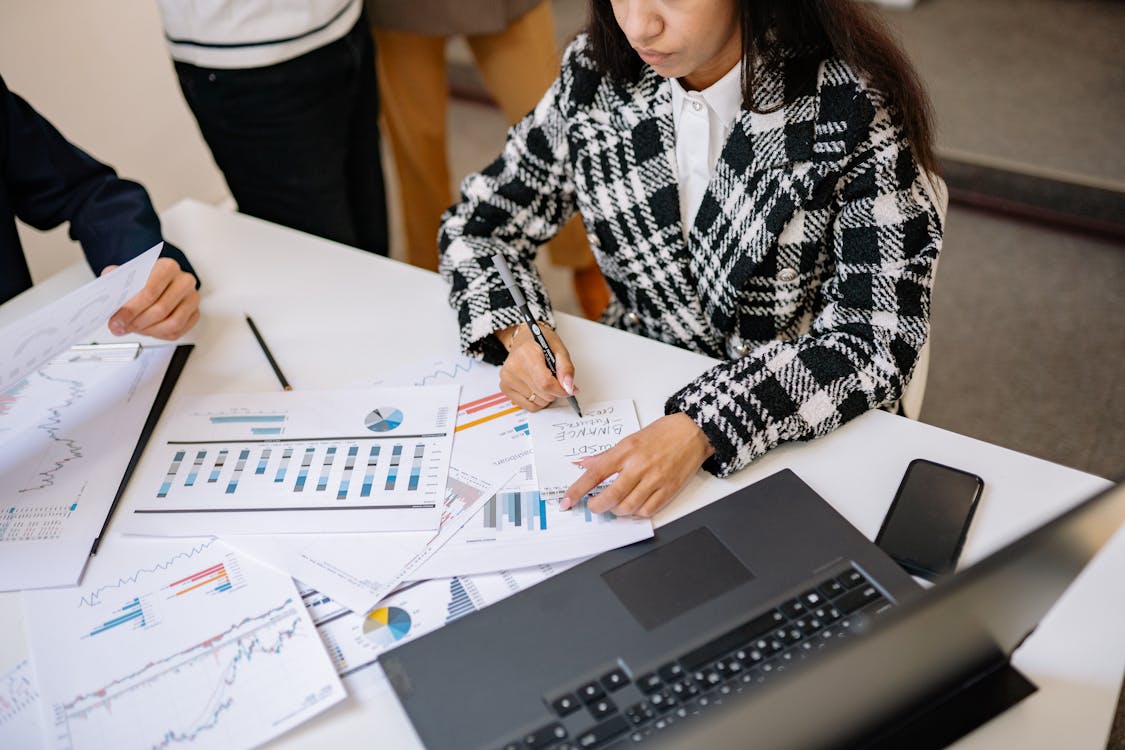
[527,392,538,403]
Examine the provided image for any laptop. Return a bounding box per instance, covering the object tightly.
[379,469,1124,750]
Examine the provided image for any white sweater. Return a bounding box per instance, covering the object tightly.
[158,0,361,69]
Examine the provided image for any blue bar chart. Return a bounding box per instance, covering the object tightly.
[127,385,460,535]
[152,440,438,505]
[86,596,153,637]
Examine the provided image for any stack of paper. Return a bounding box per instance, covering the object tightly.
[2,344,656,748]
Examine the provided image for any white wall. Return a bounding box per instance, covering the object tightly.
[0,0,230,282]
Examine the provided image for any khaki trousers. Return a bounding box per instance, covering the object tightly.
[374,2,593,272]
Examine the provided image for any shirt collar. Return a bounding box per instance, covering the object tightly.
[669,61,743,129]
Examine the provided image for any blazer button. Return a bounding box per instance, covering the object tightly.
[726,336,752,359]
[624,311,641,326]
[777,267,798,282]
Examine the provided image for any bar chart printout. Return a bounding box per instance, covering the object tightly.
[23,538,344,750]
[411,460,654,580]
[123,385,460,536]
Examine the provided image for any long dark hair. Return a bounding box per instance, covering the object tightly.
[586,0,937,175]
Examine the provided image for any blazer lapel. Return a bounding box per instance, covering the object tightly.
[688,56,822,332]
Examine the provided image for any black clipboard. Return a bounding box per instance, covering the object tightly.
[89,343,193,555]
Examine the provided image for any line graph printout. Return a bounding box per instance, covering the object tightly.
[0,346,175,591]
[123,385,460,536]
[0,658,43,750]
[0,244,159,394]
[23,537,344,750]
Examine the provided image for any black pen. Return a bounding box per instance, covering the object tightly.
[491,254,582,417]
[245,314,292,391]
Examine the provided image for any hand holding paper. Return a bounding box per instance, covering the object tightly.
[104,256,200,339]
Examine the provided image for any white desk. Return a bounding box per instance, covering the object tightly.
[2,199,1121,749]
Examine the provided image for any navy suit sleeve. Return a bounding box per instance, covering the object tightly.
[0,74,197,283]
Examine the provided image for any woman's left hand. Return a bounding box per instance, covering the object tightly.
[562,413,715,518]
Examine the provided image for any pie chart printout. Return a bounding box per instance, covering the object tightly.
[363,606,412,648]
[365,407,403,433]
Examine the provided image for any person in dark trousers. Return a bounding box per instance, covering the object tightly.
[0,73,199,340]
[158,0,389,256]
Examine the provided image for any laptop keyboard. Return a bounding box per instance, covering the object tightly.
[499,565,891,750]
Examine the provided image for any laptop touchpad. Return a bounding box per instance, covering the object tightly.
[601,527,754,630]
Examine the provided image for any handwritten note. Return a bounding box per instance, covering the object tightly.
[526,399,640,503]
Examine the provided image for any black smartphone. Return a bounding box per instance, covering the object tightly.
[876,458,985,581]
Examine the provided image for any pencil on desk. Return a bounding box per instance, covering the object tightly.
[245,314,292,391]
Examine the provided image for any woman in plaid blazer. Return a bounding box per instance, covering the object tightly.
[439,0,943,517]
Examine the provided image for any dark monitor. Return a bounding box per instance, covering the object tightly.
[649,480,1125,750]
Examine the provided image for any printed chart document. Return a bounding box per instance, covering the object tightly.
[0,244,159,393]
[123,385,459,535]
[231,460,514,617]
[0,659,42,750]
[226,358,530,614]
[0,346,178,591]
[411,460,653,580]
[23,537,344,750]
[301,558,583,693]
[374,356,654,581]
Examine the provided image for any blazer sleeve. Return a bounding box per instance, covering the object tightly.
[666,92,942,477]
[438,49,579,365]
[0,75,197,282]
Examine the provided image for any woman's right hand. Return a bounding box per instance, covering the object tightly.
[497,323,578,412]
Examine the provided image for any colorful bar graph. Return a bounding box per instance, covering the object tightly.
[274,447,293,483]
[445,578,476,623]
[294,447,314,492]
[158,451,185,498]
[361,446,380,497]
[407,445,424,491]
[88,597,145,637]
[460,392,510,415]
[186,450,206,486]
[385,444,403,491]
[166,561,232,598]
[337,446,358,500]
[317,447,336,492]
[483,491,548,531]
[225,449,250,494]
[255,448,271,475]
[455,405,522,433]
[208,450,228,483]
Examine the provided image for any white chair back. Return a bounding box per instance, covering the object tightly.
[897,172,947,420]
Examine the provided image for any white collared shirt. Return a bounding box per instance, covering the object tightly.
[669,63,743,235]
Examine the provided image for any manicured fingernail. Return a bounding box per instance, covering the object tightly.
[561,375,575,395]
[560,496,572,510]
[109,320,126,335]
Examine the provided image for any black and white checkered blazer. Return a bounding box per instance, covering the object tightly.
[439,34,943,478]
